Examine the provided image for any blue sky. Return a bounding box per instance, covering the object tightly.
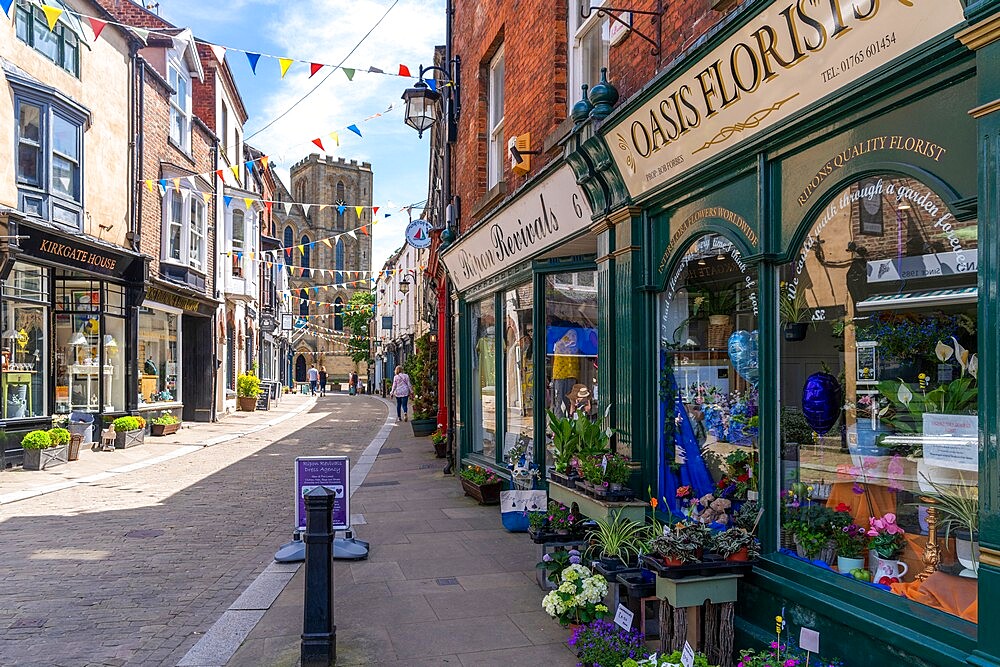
[158,0,445,272]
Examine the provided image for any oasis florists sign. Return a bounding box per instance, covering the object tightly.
[608,0,964,198]
[441,165,592,292]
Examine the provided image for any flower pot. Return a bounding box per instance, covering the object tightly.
[432,440,448,458]
[238,396,258,412]
[837,555,865,573]
[115,428,145,449]
[151,422,181,436]
[954,529,979,578]
[662,556,684,567]
[726,547,750,562]
[410,417,437,437]
[22,445,68,471]
[783,322,809,342]
[794,535,836,565]
[67,434,83,461]
[461,478,502,505]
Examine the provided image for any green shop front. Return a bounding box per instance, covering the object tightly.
[565,0,1000,665]
[439,163,600,480]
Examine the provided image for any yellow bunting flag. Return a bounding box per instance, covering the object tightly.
[279,58,293,78]
[299,245,305,256]
[202,191,212,204]
[230,165,241,182]
[145,180,154,193]
[355,206,363,219]
[172,178,181,192]
[244,198,254,210]
[329,131,339,146]
[260,156,270,169]
[42,5,63,30]
[323,238,332,248]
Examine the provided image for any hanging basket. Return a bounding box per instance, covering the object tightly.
[707,315,733,350]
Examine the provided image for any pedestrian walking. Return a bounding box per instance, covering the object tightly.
[319,365,328,397]
[390,365,412,421]
[351,371,359,396]
[307,364,319,395]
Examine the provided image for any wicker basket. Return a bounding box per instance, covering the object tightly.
[707,315,733,349]
[794,535,837,564]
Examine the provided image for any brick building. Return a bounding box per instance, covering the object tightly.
[432,0,1000,663]
[281,155,373,385]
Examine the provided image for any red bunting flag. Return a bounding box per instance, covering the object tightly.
[372,206,379,216]
[398,64,411,77]
[88,17,106,40]
[215,169,224,180]
[310,63,323,78]
[312,138,324,151]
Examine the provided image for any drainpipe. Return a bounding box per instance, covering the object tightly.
[210,139,220,422]
[443,0,457,475]
[132,49,145,253]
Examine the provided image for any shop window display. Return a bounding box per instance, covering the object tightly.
[1,263,49,419]
[470,298,496,457]
[658,235,759,516]
[138,307,179,405]
[779,175,978,623]
[503,284,533,458]
[543,271,598,466]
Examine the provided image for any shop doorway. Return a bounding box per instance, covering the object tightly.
[182,314,214,422]
[295,354,307,382]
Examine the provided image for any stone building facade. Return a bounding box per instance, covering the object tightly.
[281,155,373,385]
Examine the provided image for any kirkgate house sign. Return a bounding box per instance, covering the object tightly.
[441,164,593,292]
[608,0,964,198]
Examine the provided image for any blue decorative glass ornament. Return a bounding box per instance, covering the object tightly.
[802,372,843,436]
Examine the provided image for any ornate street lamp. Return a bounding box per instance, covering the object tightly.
[401,61,461,140]
[399,278,411,295]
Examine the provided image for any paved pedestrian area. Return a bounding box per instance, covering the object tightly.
[226,415,579,667]
[0,394,385,667]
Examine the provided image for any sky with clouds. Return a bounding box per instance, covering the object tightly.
[158,0,445,272]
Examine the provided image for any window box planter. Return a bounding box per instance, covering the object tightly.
[23,445,68,470]
[548,479,647,524]
[150,422,181,436]
[115,429,145,449]
[461,478,502,505]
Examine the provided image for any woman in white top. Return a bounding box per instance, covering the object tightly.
[390,365,413,421]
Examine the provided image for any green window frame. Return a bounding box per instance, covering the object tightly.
[15,0,81,77]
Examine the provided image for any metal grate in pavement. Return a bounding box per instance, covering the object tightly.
[435,578,459,586]
[380,447,402,454]
[362,480,399,487]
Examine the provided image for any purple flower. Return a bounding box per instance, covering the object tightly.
[569,555,581,564]
[542,554,552,562]
[852,482,865,495]
[569,549,580,556]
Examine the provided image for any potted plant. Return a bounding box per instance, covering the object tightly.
[712,527,761,562]
[459,464,503,505]
[651,523,706,566]
[21,429,64,471]
[405,334,439,436]
[237,372,262,411]
[603,453,633,498]
[568,618,646,666]
[541,563,610,627]
[537,545,583,586]
[46,426,78,462]
[150,412,181,436]
[578,455,605,496]
[622,650,718,667]
[779,283,811,341]
[546,409,579,487]
[832,519,868,573]
[787,504,848,564]
[113,416,147,449]
[575,406,614,458]
[867,513,908,583]
[585,510,645,571]
[430,426,447,458]
[703,290,737,349]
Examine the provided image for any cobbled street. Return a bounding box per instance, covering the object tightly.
[0,395,387,667]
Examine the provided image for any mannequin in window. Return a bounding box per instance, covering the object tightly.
[551,329,579,417]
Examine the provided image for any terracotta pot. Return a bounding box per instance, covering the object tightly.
[662,556,684,567]
[238,396,258,412]
[726,547,749,562]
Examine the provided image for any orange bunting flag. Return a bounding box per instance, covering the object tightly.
[359,225,369,236]
[88,17,106,39]
[310,63,323,77]
[398,64,411,77]
[215,169,224,180]
[312,138,324,151]
[279,58,293,78]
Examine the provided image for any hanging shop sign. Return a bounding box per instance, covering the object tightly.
[405,219,433,249]
[440,164,593,292]
[606,0,964,198]
[19,226,139,279]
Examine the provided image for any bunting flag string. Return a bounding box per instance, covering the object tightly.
[141,102,399,186]
[7,3,446,90]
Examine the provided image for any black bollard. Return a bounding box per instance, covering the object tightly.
[301,486,336,666]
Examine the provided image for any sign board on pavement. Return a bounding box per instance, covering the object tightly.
[295,456,351,531]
